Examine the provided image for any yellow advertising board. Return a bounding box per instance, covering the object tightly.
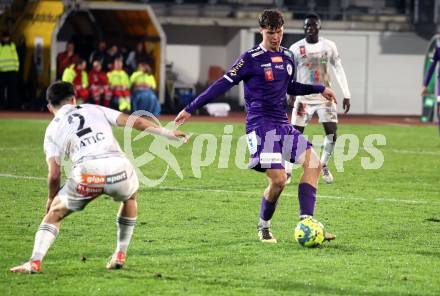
[14,0,64,91]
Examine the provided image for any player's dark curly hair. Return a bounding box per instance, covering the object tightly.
[305,12,321,21]
[46,81,75,106]
[258,10,284,29]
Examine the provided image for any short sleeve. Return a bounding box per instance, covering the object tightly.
[223,52,252,85]
[43,127,61,163]
[96,105,122,126]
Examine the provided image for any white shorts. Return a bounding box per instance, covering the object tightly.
[291,100,338,127]
[59,156,139,211]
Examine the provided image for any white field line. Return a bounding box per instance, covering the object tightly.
[1,173,438,205]
[0,173,46,180]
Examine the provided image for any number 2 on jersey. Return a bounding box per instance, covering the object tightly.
[68,113,92,137]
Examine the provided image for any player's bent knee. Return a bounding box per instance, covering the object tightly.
[303,148,321,170]
[271,175,287,189]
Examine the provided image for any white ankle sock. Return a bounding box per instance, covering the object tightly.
[116,216,137,254]
[31,223,59,261]
[259,218,270,228]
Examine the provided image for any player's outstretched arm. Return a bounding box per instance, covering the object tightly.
[174,109,192,126]
[322,87,337,104]
[46,157,61,213]
[288,82,336,104]
[116,113,188,142]
[178,78,234,124]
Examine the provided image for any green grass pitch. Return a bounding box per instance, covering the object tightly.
[0,118,439,295]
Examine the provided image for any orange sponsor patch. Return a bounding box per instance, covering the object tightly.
[81,174,106,185]
[271,56,283,63]
[264,68,274,81]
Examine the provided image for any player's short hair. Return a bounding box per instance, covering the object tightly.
[258,10,284,29]
[305,13,321,21]
[46,81,75,106]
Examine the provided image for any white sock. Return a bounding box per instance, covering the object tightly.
[321,134,335,166]
[259,218,270,228]
[116,216,136,254]
[30,223,59,261]
[284,161,293,175]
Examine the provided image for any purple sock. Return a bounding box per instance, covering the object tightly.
[298,183,316,216]
[260,196,277,221]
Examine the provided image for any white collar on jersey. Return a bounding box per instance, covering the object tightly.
[259,43,283,53]
[55,104,77,118]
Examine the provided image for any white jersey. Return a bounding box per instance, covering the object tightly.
[290,37,351,104]
[44,104,123,164]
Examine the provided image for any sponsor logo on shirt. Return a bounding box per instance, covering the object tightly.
[260,63,271,68]
[320,53,328,64]
[300,46,306,56]
[228,59,245,76]
[271,56,283,63]
[264,68,274,81]
[251,50,264,57]
[287,63,293,75]
[275,64,284,70]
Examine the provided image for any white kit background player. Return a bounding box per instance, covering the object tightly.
[286,13,351,184]
[10,81,188,273]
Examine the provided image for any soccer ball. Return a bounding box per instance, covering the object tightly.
[294,217,325,248]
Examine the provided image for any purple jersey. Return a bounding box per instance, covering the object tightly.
[185,44,324,132]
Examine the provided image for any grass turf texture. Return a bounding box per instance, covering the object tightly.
[0,118,439,296]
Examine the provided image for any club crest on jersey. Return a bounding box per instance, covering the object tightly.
[271,56,283,63]
[264,68,274,81]
[229,59,245,76]
[300,46,306,56]
[287,63,293,75]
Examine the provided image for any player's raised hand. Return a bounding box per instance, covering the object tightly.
[322,87,337,104]
[421,86,428,96]
[343,98,351,114]
[174,109,192,126]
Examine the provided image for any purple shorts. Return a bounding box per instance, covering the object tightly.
[246,124,312,172]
